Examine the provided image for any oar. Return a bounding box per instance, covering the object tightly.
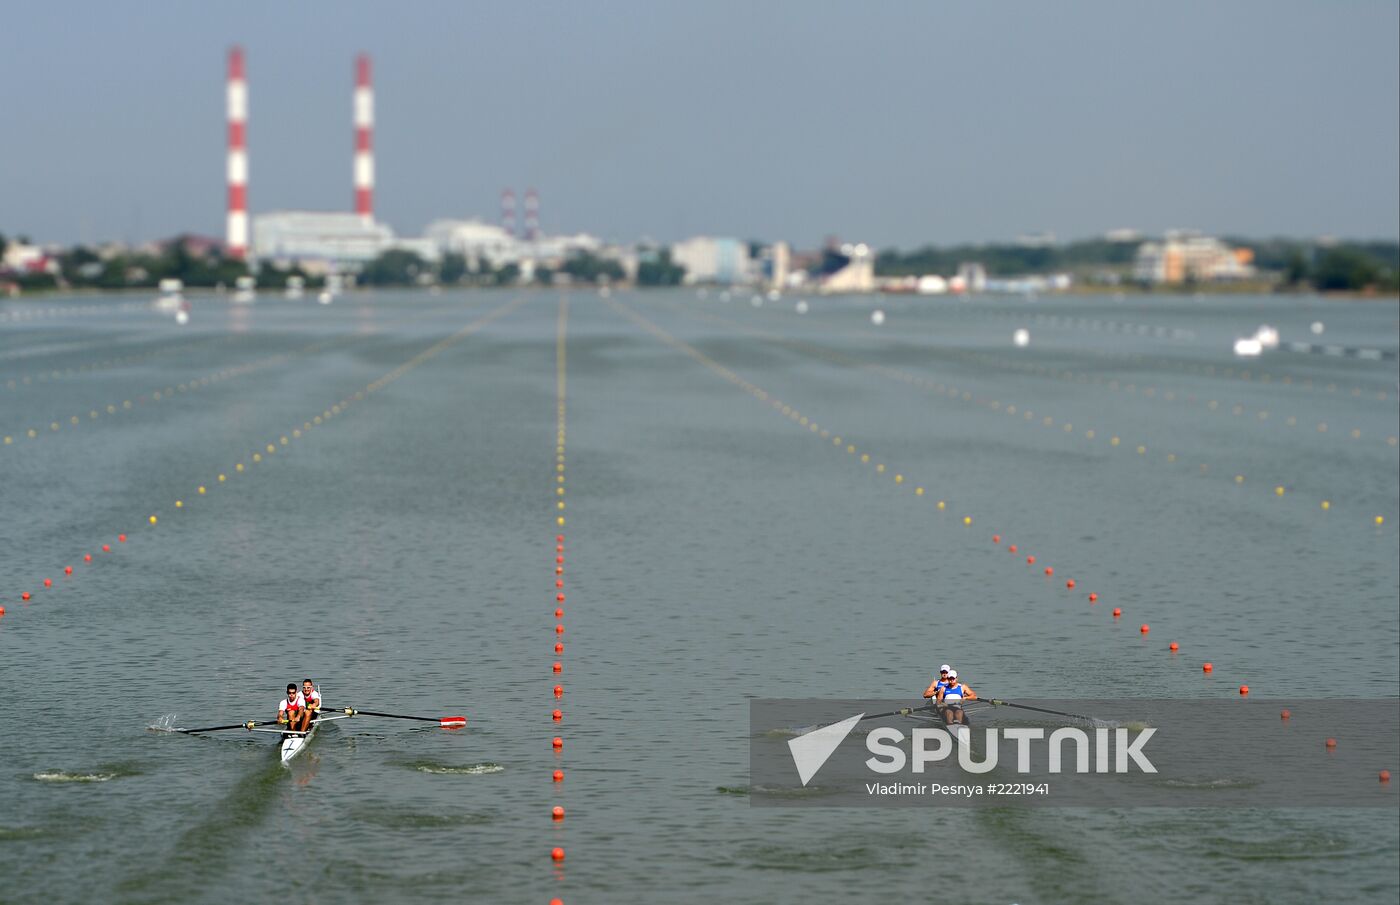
[792,704,933,735]
[179,720,268,734]
[339,708,467,728]
[864,703,936,722]
[987,699,1101,723]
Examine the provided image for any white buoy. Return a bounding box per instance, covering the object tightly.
[318,291,333,305]
[751,295,763,307]
[174,310,190,326]
[1013,328,1030,347]
[871,309,886,326]
[767,289,780,302]
[1233,337,1263,357]
[1310,321,1325,335]
[1254,325,1280,349]
[795,300,809,315]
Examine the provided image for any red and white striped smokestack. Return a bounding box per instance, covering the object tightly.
[226,46,248,260]
[501,189,517,237]
[354,53,374,220]
[523,187,540,241]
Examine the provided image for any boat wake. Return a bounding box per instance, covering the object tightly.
[32,765,140,784]
[396,760,505,775]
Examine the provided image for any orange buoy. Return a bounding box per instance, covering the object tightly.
[1169,642,1179,651]
[1280,709,1291,720]
[21,592,31,601]
[1066,579,1076,589]
[64,566,73,575]
[555,579,563,588]
[557,593,565,602]
[554,684,564,697]
[1325,738,1337,748]
[556,534,564,543]
[555,624,565,635]
[1009,545,1018,553]
[552,662,562,673]
[1239,685,1250,695]
[555,567,563,575]
[552,769,564,782]
[118,534,126,543]
[551,847,565,862]
[84,554,92,563]
[552,736,563,749]
[552,806,565,820]
[102,544,110,552]
[1027,556,1036,565]
[1088,593,1098,603]
[1203,663,1213,673]
[1111,608,1121,617]
[1381,770,1391,783]
[555,608,564,617]
[552,709,562,721]
[43,578,52,588]
[555,642,564,653]
[551,899,564,905]
[555,556,563,564]
[0,606,5,616]
[992,535,1001,544]
[1139,624,1149,633]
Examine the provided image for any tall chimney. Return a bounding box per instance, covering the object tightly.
[226,46,248,259]
[523,187,540,241]
[354,53,374,220]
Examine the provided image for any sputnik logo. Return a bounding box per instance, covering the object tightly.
[787,713,863,786]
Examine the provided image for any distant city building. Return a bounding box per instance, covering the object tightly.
[671,237,751,284]
[253,212,395,268]
[1134,232,1255,283]
[0,242,57,275]
[956,262,988,293]
[425,219,520,269]
[1104,228,1142,243]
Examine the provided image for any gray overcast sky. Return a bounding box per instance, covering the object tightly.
[2,1,1397,249]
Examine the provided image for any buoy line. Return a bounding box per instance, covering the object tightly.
[604,294,1266,702]
[653,297,1394,527]
[3,297,527,624]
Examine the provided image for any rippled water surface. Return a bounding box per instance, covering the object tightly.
[1,289,1396,904]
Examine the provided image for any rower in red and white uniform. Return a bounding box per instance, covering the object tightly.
[277,683,306,731]
[299,678,321,731]
[936,669,977,725]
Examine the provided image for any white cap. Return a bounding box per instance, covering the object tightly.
[947,669,958,678]
[939,664,951,672]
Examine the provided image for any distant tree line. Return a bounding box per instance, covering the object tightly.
[876,237,1399,291]
[359,248,685,287]
[0,234,268,292]
[1222,238,1399,292]
[876,239,1139,278]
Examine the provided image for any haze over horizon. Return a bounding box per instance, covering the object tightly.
[2,1,1397,249]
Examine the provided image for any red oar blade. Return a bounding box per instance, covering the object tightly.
[439,716,467,729]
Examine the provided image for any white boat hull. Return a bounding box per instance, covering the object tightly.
[279,723,315,764]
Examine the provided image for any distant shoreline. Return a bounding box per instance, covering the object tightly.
[4,284,1397,302]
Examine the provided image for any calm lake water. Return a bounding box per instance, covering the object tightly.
[1,288,1396,904]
